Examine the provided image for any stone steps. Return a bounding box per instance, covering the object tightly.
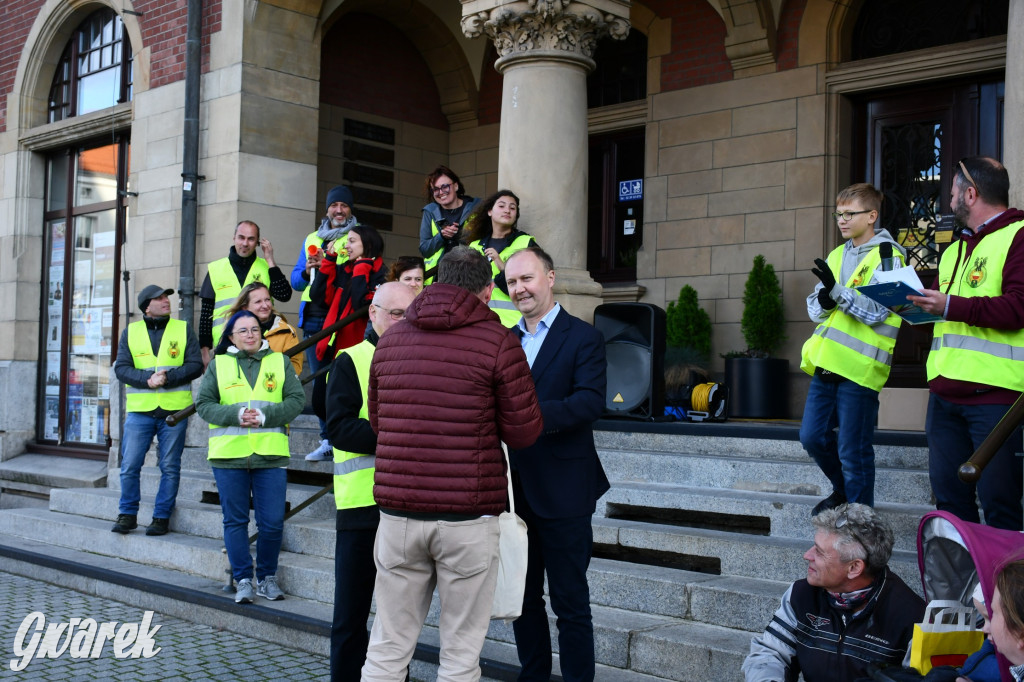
[597,480,930,552]
[0,422,934,681]
[47,486,793,633]
[597,446,933,505]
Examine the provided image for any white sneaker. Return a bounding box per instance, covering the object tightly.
[304,439,332,461]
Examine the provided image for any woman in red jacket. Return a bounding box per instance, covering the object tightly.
[310,224,385,361]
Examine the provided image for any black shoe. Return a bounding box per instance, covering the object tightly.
[146,518,170,536]
[811,491,847,516]
[111,514,137,534]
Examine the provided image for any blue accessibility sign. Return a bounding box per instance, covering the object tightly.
[618,179,643,202]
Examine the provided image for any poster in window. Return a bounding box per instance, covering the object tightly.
[45,352,61,395]
[43,397,60,441]
[92,229,115,306]
[51,222,65,266]
[81,398,101,443]
[71,308,102,354]
[66,397,82,442]
[46,314,62,351]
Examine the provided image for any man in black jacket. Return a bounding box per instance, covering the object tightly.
[324,282,416,682]
[112,285,203,536]
[742,503,925,682]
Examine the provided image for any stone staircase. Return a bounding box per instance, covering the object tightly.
[0,415,933,681]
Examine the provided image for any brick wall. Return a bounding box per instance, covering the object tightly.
[776,0,807,72]
[0,0,221,133]
[645,0,732,92]
[320,12,447,131]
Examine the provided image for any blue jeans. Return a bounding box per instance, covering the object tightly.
[303,317,328,440]
[211,466,287,583]
[926,395,1024,531]
[118,412,188,519]
[799,374,880,506]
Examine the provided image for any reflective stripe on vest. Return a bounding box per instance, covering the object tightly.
[208,257,271,347]
[927,220,1024,390]
[799,244,903,391]
[469,233,534,328]
[331,339,377,510]
[300,232,324,304]
[125,319,193,412]
[207,353,290,460]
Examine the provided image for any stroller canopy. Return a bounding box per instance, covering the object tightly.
[917,511,1024,682]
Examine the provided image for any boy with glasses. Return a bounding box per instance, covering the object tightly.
[799,183,906,515]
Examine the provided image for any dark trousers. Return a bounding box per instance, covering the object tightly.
[926,395,1024,531]
[512,480,596,682]
[330,508,379,682]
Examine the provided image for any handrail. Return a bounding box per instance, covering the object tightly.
[165,304,370,425]
[958,391,1024,483]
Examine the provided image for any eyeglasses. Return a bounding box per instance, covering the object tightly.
[835,509,872,567]
[373,304,406,321]
[831,210,872,222]
[959,159,977,188]
[232,327,262,337]
[432,183,453,196]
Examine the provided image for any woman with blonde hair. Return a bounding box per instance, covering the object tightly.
[224,281,302,376]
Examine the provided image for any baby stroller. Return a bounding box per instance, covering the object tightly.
[917,510,1024,682]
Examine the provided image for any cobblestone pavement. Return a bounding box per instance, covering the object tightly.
[0,571,329,680]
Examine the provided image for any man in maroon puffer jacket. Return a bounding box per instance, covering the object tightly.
[361,246,543,682]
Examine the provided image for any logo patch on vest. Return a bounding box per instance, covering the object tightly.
[167,341,180,359]
[263,372,276,392]
[807,614,831,629]
[966,256,988,288]
[851,264,869,287]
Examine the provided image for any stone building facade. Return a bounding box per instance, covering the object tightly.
[0,0,1020,460]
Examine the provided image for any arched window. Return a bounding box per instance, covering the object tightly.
[851,0,1007,61]
[48,8,133,122]
[38,8,132,453]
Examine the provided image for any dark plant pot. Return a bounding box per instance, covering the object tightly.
[725,357,790,419]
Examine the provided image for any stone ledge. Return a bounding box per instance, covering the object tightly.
[0,454,108,490]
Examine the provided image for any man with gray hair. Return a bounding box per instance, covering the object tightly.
[742,503,924,682]
[361,246,543,681]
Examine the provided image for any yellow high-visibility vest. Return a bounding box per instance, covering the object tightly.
[125,319,193,412]
[207,353,289,460]
[330,339,377,510]
[208,257,270,347]
[468,233,534,327]
[927,220,1024,390]
[800,244,904,391]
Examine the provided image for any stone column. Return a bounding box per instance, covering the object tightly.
[462,0,630,319]
[1006,0,1024,206]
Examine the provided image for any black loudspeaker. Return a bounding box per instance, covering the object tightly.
[594,303,666,419]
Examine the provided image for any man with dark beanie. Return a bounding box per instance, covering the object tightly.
[111,285,203,536]
[198,219,292,366]
[291,186,359,461]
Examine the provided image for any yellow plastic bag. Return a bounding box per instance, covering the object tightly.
[909,599,984,674]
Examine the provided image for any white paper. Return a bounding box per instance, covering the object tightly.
[872,265,927,293]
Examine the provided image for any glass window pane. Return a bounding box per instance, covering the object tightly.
[74,143,118,206]
[47,155,69,212]
[66,212,115,445]
[41,220,67,442]
[77,69,120,116]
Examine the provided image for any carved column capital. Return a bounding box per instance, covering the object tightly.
[461,0,630,71]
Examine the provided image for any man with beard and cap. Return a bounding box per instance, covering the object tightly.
[907,156,1024,531]
[198,219,291,366]
[292,186,359,461]
[111,284,203,536]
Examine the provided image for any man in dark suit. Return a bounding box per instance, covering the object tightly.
[504,246,609,682]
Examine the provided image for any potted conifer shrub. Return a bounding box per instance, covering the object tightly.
[664,285,712,416]
[725,255,789,418]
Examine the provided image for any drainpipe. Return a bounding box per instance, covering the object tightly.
[178,0,203,324]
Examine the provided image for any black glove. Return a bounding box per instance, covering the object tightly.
[812,258,837,310]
